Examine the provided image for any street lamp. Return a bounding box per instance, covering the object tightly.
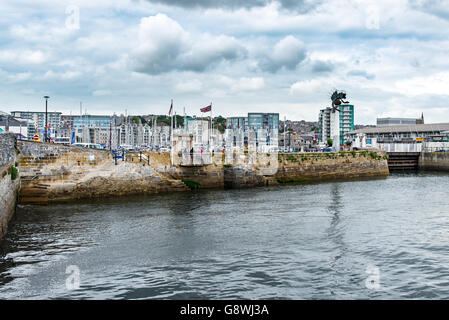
[43,96,50,142]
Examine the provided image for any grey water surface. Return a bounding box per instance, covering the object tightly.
[1,171,449,299]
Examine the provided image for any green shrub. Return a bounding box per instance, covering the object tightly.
[369,152,382,160]
[10,165,18,181]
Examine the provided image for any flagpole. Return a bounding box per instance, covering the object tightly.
[170,99,173,165]
[184,107,186,133]
[209,102,212,151]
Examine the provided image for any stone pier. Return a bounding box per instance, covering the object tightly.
[0,133,20,240]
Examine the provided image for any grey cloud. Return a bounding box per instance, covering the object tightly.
[311,60,334,73]
[131,14,246,74]
[258,35,307,73]
[180,36,247,72]
[409,0,449,21]
[347,70,375,80]
[145,0,320,13]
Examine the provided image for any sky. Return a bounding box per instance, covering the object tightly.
[1,0,449,124]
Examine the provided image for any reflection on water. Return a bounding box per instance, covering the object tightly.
[1,171,449,299]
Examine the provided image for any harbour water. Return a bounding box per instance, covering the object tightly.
[1,172,449,299]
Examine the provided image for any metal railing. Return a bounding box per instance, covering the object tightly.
[422,147,449,153]
[377,143,423,153]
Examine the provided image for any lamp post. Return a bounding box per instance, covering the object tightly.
[43,96,50,142]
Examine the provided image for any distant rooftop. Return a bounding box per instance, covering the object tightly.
[347,123,449,135]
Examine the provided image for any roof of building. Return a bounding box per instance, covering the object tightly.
[347,123,449,135]
[11,110,62,114]
[0,117,28,126]
[376,117,420,120]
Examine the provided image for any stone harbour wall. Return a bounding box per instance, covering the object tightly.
[0,133,20,240]
[419,152,449,171]
[15,141,390,204]
[0,133,17,167]
[173,151,389,190]
[224,165,266,189]
[274,151,390,184]
[17,143,188,204]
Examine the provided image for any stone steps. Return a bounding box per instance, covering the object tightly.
[19,183,49,205]
[19,196,48,205]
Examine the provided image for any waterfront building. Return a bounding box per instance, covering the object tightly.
[248,113,279,131]
[0,114,29,139]
[377,114,424,127]
[10,110,61,140]
[226,113,279,152]
[72,114,111,129]
[318,108,331,144]
[346,123,449,151]
[318,104,354,148]
[339,104,354,145]
[226,117,247,131]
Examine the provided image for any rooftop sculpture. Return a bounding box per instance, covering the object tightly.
[330,90,349,112]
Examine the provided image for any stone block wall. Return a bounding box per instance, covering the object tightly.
[419,152,449,171]
[0,133,20,240]
[224,166,265,189]
[0,133,17,167]
[274,151,389,183]
[18,140,111,181]
[172,165,225,189]
[14,146,390,204]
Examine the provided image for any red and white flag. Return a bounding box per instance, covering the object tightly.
[200,104,211,113]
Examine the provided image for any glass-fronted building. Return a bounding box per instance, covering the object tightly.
[226,114,279,131]
[226,117,247,130]
[248,113,279,131]
[226,113,279,151]
[73,115,111,128]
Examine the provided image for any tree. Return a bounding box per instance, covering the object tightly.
[213,115,227,133]
[131,116,141,124]
[327,138,333,147]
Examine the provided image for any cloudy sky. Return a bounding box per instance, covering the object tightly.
[1,0,449,124]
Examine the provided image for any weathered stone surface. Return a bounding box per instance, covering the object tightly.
[0,133,20,240]
[224,166,265,189]
[0,133,17,167]
[15,143,390,204]
[419,152,449,171]
[274,152,389,183]
[0,172,20,240]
